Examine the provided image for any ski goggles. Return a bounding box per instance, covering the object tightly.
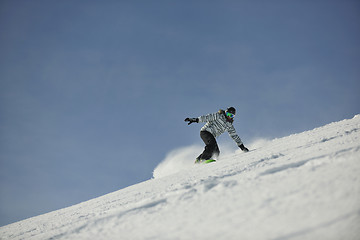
[226,112,235,118]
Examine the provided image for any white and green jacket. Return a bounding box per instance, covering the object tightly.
[198,110,243,147]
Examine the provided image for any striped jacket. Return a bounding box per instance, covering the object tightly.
[198,110,243,146]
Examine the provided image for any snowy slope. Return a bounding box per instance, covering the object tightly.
[1,115,360,240]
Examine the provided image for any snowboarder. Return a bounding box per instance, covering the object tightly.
[185,107,249,163]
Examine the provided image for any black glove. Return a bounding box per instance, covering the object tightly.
[239,144,249,152]
[185,118,199,125]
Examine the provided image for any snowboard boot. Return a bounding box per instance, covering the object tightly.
[195,157,204,164]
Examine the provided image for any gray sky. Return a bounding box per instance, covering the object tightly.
[1,0,359,226]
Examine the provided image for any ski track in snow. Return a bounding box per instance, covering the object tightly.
[1,115,360,240]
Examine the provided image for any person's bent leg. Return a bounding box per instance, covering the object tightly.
[198,131,219,160]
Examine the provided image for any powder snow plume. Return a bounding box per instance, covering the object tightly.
[153,145,203,178]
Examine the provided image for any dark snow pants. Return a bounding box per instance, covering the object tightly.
[197,131,220,160]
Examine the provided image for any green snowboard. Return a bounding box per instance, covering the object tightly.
[195,159,216,164]
[204,159,216,164]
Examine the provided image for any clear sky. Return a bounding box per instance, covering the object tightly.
[0,0,359,226]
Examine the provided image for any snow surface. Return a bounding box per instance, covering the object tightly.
[1,115,360,240]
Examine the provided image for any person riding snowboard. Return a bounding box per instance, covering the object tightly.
[185,107,249,163]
